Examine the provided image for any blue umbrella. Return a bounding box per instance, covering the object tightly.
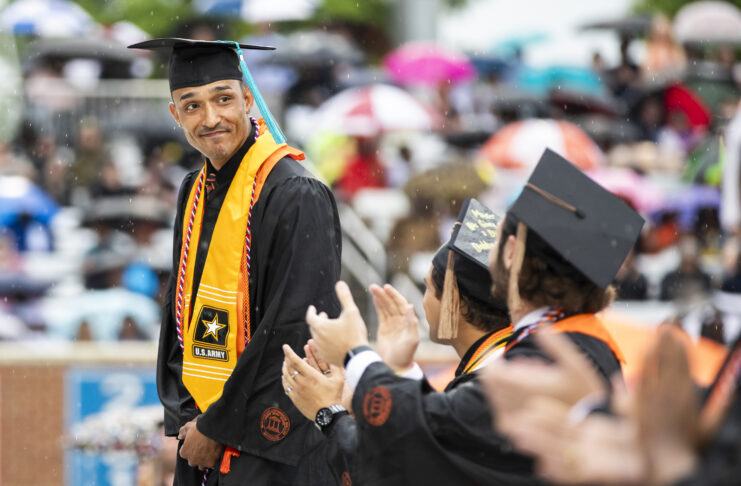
[0,0,94,37]
[0,176,59,227]
[511,65,607,97]
[653,185,721,230]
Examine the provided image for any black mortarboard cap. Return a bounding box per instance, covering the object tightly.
[127,38,275,92]
[507,149,645,289]
[433,199,506,310]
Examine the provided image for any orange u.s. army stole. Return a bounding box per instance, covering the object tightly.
[176,127,304,411]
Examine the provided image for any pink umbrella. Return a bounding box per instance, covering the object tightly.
[384,41,476,86]
[586,167,666,213]
[313,83,439,136]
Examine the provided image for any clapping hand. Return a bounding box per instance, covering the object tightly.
[306,281,369,367]
[370,284,420,374]
[282,340,345,421]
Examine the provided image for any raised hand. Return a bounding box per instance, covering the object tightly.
[306,281,369,367]
[370,283,419,373]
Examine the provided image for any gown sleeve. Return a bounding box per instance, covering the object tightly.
[196,174,342,466]
[350,361,544,486]
[157,171,199,437]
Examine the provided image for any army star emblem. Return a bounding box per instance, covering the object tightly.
[202,314,226,340]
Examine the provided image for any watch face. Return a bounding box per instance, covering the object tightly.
[316,407,333,428]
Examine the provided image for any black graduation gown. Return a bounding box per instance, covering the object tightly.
[348,323,623,486]
[505,330,623,384]
[350,361,544,486]
[158,133,342,486]
[323,334,514,486]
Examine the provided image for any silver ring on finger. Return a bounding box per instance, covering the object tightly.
[290,370,300,378]
[285,386,294,394]
[322,369,331,375]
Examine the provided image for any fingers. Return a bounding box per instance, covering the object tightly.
[369,284,390,321]
[335,281,358,314]
[383,284,409,315]
[307,339,331,373]
[284,344,321,381]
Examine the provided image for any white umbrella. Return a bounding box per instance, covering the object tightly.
[0,0,94,37]
[194,0,318,22]
[242,0,319,22]
[314,84,438,137]
[674,1,741,44]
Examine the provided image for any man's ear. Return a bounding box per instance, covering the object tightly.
[502,235,517,271]
[169,102,181,127]
[243,85,254,114]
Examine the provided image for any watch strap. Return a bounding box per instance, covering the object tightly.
[344,345,373,367]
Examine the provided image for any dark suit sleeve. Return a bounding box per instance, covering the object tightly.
[350,362,542,486]
[157,171,199,437]
[196,175,342,465]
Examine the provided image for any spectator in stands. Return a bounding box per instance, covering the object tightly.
[337,136,387,200]
[614,250,648,300]
[660,235,712,301]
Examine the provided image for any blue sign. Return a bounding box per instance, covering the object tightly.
[65,367,160,486]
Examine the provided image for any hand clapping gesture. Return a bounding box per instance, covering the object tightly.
[370,283,420,374]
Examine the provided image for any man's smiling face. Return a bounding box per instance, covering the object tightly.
[169,79,254,167]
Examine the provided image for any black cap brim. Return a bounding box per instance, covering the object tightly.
[127,37,275,51]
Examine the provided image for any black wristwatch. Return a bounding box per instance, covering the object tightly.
[344,345,373,367]
[315,404,348,432]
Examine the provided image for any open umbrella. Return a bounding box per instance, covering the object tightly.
[313,84,438,136]
[674,1,741,45]
[0,176,58,226]
[653,184,721,230]
[194,0,319,22]
[0,0,94,37]
[587,167,666,214]
[384,41,475,86]
[270,30,363,66]
[580,15,653,38]
[479,119,604,173]
[684,134,724,186]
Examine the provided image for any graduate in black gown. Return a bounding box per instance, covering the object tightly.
[303,150,644,485]
[281,199,513,485]
[129,39,341,485]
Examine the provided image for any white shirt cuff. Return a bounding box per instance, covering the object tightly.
[399,362,424,380]
[345,350,382,390]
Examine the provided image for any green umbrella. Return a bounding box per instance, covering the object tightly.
[684,134,724,186]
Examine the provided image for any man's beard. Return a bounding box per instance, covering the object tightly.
[490,255,510,304]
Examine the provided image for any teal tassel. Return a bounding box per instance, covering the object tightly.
[218,40,286,144]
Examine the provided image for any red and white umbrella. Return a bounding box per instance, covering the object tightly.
[479,119,604,173]
[314,84,438,136]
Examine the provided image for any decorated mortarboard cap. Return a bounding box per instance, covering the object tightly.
[433,198,506,310]
[507,149,644,289]
[128,38,274,92]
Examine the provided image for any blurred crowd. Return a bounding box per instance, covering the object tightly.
[1,6,741,351]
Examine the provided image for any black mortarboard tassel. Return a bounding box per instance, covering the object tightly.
[507,149,645,289]
[127,38,274,92]
[432,199,507,339]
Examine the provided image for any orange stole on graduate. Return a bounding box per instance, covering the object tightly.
[178,130,304,412]
[549,314,625,364]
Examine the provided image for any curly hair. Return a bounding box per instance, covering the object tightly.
[430,266,510,333]
[497,219,615,315]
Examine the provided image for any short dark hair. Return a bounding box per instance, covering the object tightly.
[499,219,615,314]
[430,266,510,333]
